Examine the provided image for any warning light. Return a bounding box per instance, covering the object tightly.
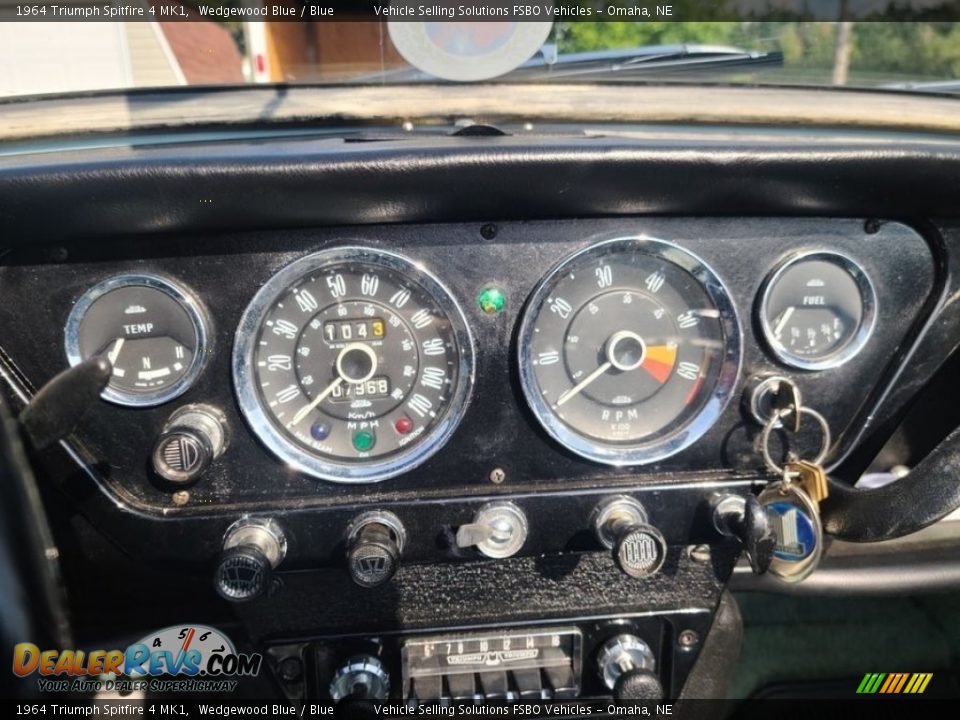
[478,287,506,315]
[352,430,376,452]
[395,417,414,435]
[311,422,331,441]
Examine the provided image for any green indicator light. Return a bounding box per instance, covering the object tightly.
[352,430,376,452]
[478,287,506,315]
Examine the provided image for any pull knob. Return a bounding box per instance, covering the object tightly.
[713,494,775,575]
[330,655,391,700]
[19,356,112,450]
[455,502,528,558]
[592,496,667,579]
[597,634,663,700]
[215,518,286,602]
[152,404,227,485]
[346,511,406,588]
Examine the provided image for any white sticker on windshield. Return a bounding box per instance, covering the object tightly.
[388,21,553,81]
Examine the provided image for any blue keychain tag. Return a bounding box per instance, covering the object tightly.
[758,481,823,583]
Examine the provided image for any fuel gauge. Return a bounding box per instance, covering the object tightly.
[759,251,876,370]
[65,274,209,406]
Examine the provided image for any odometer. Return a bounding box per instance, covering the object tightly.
[518,236,741,465]
[234,247,474,483]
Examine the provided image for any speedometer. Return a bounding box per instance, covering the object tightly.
[518,236,741,465]
[234,247,474,483]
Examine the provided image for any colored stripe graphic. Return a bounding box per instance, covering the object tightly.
[857,672,932,694]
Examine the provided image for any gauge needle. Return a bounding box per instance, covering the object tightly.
[557,361,612,407]
[290,376,343,426]
[773,306,795,338]
[289,343,379,426]
[107,338,124,365]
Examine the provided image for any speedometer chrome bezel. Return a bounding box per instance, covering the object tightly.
[233,246,475,484]
[758,249,877,371]
[64,273,210,408]
[517,235,742,466]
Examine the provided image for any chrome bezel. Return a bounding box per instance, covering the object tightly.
[758,250,877,371]
[517,235,742,467]
[233,246,475,484]
[64,274,210,407]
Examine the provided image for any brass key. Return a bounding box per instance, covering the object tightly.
[785,459,829,504]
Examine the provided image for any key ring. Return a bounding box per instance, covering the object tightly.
[760,406,831,475]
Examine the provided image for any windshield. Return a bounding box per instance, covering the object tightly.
[1,2,959,98]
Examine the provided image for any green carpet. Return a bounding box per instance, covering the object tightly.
[730,592,960,698]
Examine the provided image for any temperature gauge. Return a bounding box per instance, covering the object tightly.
[759,251,876,370]
[65,274,209,406]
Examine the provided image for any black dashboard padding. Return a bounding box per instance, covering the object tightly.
[5,135,960,242]
[822,424,960,541]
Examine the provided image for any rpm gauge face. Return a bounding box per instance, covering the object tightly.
[234,247,474,483]
[518,237,741,465]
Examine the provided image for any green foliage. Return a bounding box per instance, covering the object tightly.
[556,21,960,82]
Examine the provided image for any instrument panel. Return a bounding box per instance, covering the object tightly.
[0,218,935,523]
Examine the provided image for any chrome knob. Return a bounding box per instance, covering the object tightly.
[597,634,662,700]
[152,404,227,485]
[455,502,528,559]
[592,496,667,579]
[214,518,286,602]
[329,655,390,700]
[346,511,406,588]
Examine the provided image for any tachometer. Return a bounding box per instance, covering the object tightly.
[233,247,473,483]
[518,236,741,465]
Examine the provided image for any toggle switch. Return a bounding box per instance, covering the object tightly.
[455,502,528,559]
[712,493,775,575]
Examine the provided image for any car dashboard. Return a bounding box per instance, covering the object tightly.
[2,84,960,704]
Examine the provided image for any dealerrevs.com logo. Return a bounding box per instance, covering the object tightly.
[12,624,262,694]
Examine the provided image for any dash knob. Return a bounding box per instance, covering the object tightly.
[346,511,406,588]
[592,496,667,579]
[152,404,227,485]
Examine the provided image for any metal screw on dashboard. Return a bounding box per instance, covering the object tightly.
[678,629,700,651]
[171,491,189,506]
[480,223,498,240]
[688,544,711,563]
[489,467,506,484]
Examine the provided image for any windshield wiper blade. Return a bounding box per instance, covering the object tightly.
[515,44,784,80]
[879,79,960,95]
[353,43,782,84]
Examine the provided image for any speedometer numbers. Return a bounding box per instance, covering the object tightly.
[234,247,473,484]
[518,237,741,466]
